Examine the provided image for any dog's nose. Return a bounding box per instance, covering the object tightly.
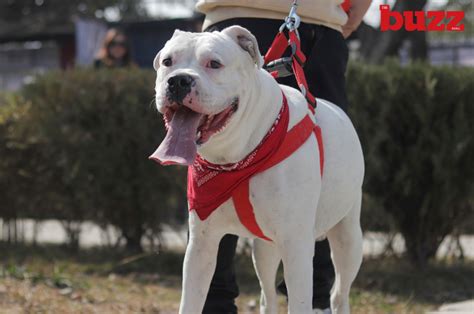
[167,75,194,103]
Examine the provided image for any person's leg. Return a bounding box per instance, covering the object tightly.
[312,239,335,309]
[202,234,239,314]
[304,25,349,111]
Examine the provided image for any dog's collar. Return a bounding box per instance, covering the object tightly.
[194,94,287,175]
[188,92,290,218]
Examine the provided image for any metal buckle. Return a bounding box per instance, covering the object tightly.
[299,84,307,96]
[263,57,294,78]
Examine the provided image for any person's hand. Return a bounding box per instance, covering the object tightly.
[342,13,360,38]
[342,0,372,38]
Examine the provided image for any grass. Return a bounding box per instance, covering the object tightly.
[0,242,473,313]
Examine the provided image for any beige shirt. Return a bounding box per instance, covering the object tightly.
[196,0,348,32]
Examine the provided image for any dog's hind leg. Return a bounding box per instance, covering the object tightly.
[326,191,363,314]
[252,239,281,314]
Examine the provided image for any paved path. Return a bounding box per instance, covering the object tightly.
[429,300,474,313]
[1,219,473,259]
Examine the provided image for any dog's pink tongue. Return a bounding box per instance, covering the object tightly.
[149,106,202,166]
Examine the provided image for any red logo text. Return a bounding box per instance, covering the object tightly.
[380,5,465,32]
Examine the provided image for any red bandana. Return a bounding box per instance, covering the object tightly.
[187,93,323,240]
[188,94,290,219]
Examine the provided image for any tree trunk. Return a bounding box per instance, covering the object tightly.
[123,226,144,253]
[403,229,445,268]
[61,220,82,252]
[124,235,143,253]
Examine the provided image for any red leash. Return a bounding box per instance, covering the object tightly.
[263,0,317,112]
[264,21,317,113]
[263,0,351,113]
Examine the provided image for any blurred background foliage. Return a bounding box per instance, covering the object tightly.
[0,64,472,267]
[0,68,186,253]
[347,61,474,266]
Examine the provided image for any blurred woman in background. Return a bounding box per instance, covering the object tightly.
[94,28,134,69]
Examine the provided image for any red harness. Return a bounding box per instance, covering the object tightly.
[188,94,324,241]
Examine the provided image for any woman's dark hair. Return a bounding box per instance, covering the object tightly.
[96,28,133,67]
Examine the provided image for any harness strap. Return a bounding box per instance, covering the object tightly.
[232,183,272,241]
[264,28,317,113]
[231,114,323,241]
[264,32,288,65]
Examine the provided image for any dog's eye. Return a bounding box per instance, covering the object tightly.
[162,58,172,67]
[208,60,222,69]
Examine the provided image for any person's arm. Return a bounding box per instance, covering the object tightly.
[342,0,372,38]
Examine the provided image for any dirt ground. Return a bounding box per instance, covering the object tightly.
[0,243,473,313]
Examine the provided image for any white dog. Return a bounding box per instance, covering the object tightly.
[150,26,364,314]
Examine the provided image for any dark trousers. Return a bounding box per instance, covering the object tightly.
[203,18,349,313]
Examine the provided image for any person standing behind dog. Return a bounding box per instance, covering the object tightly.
[195,0,372,313]
[94,28,135,69]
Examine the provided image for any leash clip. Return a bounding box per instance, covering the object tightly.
[280,1,301,32]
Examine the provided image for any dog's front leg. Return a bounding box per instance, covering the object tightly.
[179,214,222,314]
[279,236,315,314]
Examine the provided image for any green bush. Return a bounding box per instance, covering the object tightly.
[348,61,474,266]
[0,68,186,251]
[0,97,35,235]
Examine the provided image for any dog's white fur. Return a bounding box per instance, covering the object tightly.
[154,26,364,314]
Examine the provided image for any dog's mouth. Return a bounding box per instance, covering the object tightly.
[149,99,239,166]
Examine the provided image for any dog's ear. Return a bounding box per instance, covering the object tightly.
[153,49,161,71]
[154,29,185,70]
[222,26,263,69]
[171,29,184,38]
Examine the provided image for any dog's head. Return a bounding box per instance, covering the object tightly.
[150,26,263,165]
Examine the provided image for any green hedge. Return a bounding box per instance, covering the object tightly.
[1,63,473,264]
[348,61,474,266]
[0,68,186,251]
